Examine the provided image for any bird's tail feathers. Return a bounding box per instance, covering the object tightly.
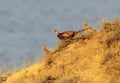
[78,28,89,32]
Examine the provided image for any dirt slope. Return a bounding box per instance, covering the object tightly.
[5,20,120,83]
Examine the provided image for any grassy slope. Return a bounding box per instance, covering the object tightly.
[5,20,120,83]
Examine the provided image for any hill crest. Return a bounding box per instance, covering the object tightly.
[5,19,120,83]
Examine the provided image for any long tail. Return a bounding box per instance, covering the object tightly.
[76,20,89,33]
[78,28,89,32]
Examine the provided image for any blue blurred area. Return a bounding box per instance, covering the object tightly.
[0,0,119,69]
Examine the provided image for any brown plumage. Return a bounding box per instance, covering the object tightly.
[41,43,51,57]
[53,28,88,40]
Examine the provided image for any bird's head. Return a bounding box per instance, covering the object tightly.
[53,29,59,35]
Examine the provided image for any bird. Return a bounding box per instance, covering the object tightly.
[41,43,52,58]
[53,28,88,40]
[83,20,96,34]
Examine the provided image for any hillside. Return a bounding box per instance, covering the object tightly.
[4,20,120,83]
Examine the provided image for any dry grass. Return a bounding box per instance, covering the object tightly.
[4,19,120,83]
[0,62,11,83]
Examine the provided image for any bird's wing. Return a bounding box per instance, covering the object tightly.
[61,31,74,37]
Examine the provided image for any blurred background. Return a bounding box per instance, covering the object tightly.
[0,0,119,69]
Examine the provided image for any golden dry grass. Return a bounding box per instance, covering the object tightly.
[4,19,120,83]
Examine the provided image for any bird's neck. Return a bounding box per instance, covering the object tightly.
[55,32,59,35]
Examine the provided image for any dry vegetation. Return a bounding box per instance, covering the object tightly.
[2,19,120,83]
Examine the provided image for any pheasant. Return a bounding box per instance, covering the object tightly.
[53,28,88,40]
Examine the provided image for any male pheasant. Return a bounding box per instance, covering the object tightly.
[53,28,88,40]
